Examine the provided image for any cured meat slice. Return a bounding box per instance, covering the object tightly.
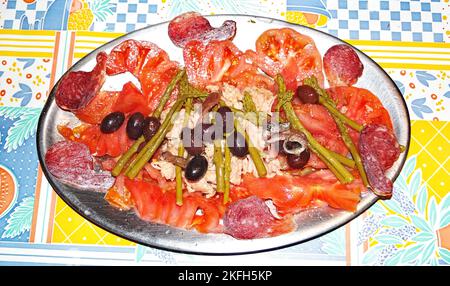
[55,52,107,111]
[359,124,401,199]
[46,141,93,172]
[168,12,236,48]
[360,124,401,170]
[45,141,115,192]
[323,44,363,87]
[223,196,278,239]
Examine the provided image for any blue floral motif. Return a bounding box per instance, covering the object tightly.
[167,0,201,17]
[394,80,405,95]
[0,107,41,152]
[443,85,450,98]
[90,0,116,22]
[1,197,34,239]
[210,0,264,14]
[16,58,35,70]
[357,214,384,246]
[320,227,346,256]
[415,71,436,87]
[135,244,146,262]
[411,98,433,119]
[12,83,33,107]
[359,156,450,265]
[134,244,175,264]
[0,71,4,78]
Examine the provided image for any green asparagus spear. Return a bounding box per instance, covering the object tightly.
[319,97,363,132]
[309,144,346,183]
[213,139,225,193]
[334,114,369,186]
[243,91,261,125]
[176,98,193,206]
[153,69,186,118]
[306,76,369,186]
[223,139,231,204]
[329,150,356,168]
[112,70,185,176]
[125,99,185,179]
[275,74,354,184]
[111,136,145,177]
[234,120,267,178]
[123,78,209,178]
[304,76,363,132]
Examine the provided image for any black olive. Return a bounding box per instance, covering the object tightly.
[215,106,234,135]
[295,85,319,104]
[100,111,125,134]
[227,131,249,158]
[286,149,310,169]
[142,116,161,141]
[281,140,303,155]
[126,112,145,140]
[185,155,208,181]
[181,127,204,156]
[201,123,216,143]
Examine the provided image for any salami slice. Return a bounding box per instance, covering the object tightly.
[168,12,236,48]
[223,196,276,239]
[55,52,107,111]
[45,141,115,192]
[359,124,401,199]
[323,44,363,87]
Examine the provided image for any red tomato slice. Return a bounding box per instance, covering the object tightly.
[224,55,275,91]
[193,196,223,233]
[106,39,142,76]
[290,86,394,168]
[106,40,166,77]
[292,103,348,157]
[242,170,363,213]
[57,124,100,154]
[138,57,179,110]
[254,28,324,91]
[183,40,241,88]
[106,39,180,116]
[327,86,393,130]
[111,81,151,116]
[184,39,274,91]
[124,178,223,232]
[74,91,120,125]
[125,179,163,221]
[58,121,132,158]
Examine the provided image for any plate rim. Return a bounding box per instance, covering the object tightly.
[36,13,411,255]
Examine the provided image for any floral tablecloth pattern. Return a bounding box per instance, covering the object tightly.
[0,0,449,265]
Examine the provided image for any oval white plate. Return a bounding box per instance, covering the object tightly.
[37,15,410,254]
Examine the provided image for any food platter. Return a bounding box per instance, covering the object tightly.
[36,15,410,255]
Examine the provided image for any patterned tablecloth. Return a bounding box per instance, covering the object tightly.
[0,0,449,266]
